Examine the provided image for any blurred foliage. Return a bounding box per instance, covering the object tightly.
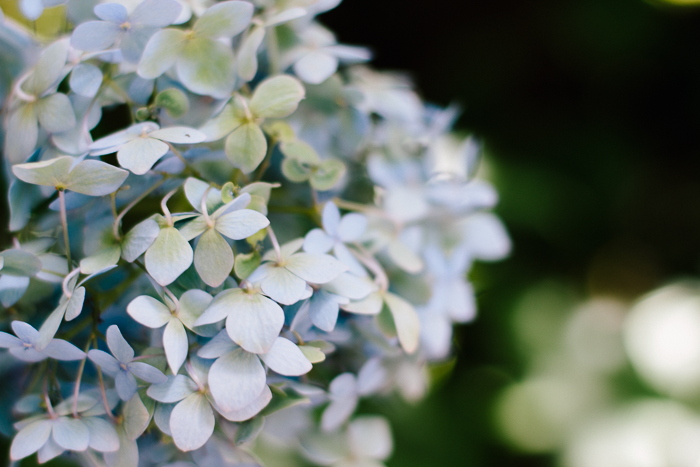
[322,0,700,466]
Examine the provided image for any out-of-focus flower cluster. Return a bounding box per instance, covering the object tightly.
[495,282,700,467]
[0,0,509,465]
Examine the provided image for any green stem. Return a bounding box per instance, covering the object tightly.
[58,189,72,271]
[166,142,206,181]
[255,137,277,181]
[72,339,92,417]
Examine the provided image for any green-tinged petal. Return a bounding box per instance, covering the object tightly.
[194,228,234,287]
[116,137,169,175]
[285,253,347,284]
[193,288,238,326]
[280,140,320,164]
[382,292,420,354]
[199,99,246,141]
[208,348,266,410]
[137,28,187,79]
[64,286,86,321]
[121,219,160,262]
[27,39,69,95]
[126,295,172,328]
[103,426,138,467]
[177,289,213,330]
[0,276,30,307]
[170,393,214,451]
[225,122,267,174]
[155,88,189,118]
[183,177,223,213]
[10,419,52,460]
[145,227,193,286]
[386,241,424,274]
[234,251,260,280]
[0,249,42,277]
[323,272,376,300]
[215,209,269,240]
[36,93,76,133]
[66,160,129,196]
[4,103,38,163]
[123,393,150,441]
[83,417,119,452]
[341,292,383,315]
[193,1,253,38]
[260,337,312,376]
[249,75,305,118]
[177,37,235,98]
[178,216,209,241]
[237,26,265,82]
[163,318,188,374]
[80,245,121,275]
[225,291,284,353]
[12,155,72,188]
[260,265,307,306]
[36,303,67,350]
[310,159,346,191]
[281,157,312,182]
[300,344,326,363]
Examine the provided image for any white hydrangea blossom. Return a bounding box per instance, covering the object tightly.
[0,1,509,465]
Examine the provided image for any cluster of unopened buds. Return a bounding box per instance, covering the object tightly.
[0,0,509,465]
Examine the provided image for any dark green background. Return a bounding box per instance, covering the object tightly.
[323,0,700,466]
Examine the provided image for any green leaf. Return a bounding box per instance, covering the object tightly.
[280,140,320,164]
[155,88,189,118]
[12,156,72,188]
[194,228,234,287]
[234,251,261,280]
[250,75,305,118]
[310,159,346,191]
[281,157,312,182]
[145,227,194,286]
[234,416,264,446]
[178,37,235,98]
[225,122,267,174]
[66,160,129,196]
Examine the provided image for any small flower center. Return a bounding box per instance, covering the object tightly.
[120,363,128,371]
[120,21,131,31]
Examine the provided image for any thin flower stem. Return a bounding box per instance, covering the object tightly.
[352,244,389,291]
[254,137,277,181]
[110,192,118,220]
[161,188,179,227]
[113,177,166,240]
[164,286,179,312]
[72,339,92,418]
[58,189,72,271]
[166,142,206,180]
[93,336,116,421]
[267,225,282,262]
[43,379,56,419]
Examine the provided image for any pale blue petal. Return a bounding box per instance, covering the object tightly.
[147,375,198,403]
[163,318,188,374]
[83,417,119,452]
[69,64,103,98]
[121,25,158,63]
[42,339,86,361]
[337,213,367,242]
[36,436,64,463]
[36,93,76,133]
[321,202,341,236]
[208,348,266,411]
[169,393,214,451]
[88,349,120,376]
[115,370,138,401]
[130,0,182,27]
[106,325,134,363]
[9,346,46,362]
[285,253,347,284]
[216,384,271,422]
[303,228,333,254]
[94,3,128,23]
[225,291,284,354]
[260,266,307,306]
[51,417,90,451]
[0,331,22,348]
[0,275,30,308]
[128,361,167,383]
[10,419,52,460]
[71,21,121,51]
[12,320,39,343]
[197,330,237,359]
[309,290,340,332]
[333,242,366,277]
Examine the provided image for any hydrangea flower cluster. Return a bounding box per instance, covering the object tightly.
[0,0,509,465]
